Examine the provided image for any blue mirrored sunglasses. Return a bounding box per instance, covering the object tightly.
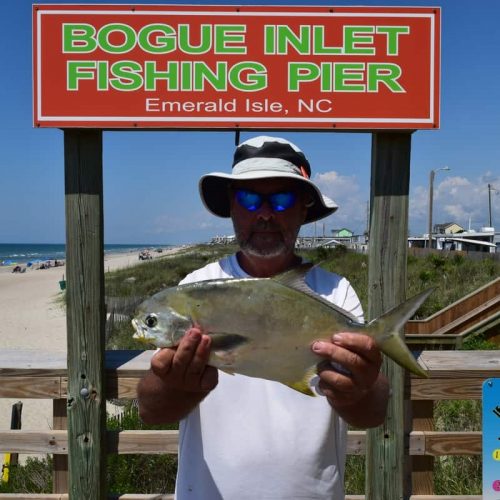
[235,189,297,212]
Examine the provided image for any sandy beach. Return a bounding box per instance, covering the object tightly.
[0,246,185,460]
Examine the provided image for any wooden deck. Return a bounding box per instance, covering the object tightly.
[405,277,500,346]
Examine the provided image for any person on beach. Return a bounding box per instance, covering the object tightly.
[137,136,390,499]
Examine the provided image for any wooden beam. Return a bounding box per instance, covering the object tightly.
[64,129,106,500]
[1,349,499,378]
[0,429,482,456]
[1,351,499,404]
[410,378,483,400]
[52,399,68,494]
[412,400,434,494]
[366,132,412,500]
[0,377,63,398]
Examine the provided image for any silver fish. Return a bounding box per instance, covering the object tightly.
[132,264,431,395]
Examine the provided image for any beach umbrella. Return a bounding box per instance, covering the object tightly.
[27,259,43,267]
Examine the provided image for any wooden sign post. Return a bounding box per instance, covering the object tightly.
[366,132,412,499]
[64,130,106,499]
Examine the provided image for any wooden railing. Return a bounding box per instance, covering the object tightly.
[1,349,499,500]
[405,277,500,346]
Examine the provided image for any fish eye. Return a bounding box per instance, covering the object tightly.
[145,314,158,328]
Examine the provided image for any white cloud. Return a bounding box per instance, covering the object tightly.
[409,185,429,221]
[409,174,500,234]
[313,170,500,237]
[306,170,368,235]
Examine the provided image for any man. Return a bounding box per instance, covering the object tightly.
[137,136,390,499]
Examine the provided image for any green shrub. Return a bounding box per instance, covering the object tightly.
[0,457,52,493]
[428,253,447,269]
[419,269,433,283]
[344,455,365,494]
[434,456,481,495]
[106,402,178,494]
[461,333,498,350]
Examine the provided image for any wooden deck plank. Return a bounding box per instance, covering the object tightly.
[1,350,499,402]
[416,350,500,377]
[0,430,177,455]
[410,378,484,400]
[1,375,489,401]
[0,376,64,398]
[0,350,68,376]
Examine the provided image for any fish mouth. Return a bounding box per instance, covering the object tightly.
[131,318,150,341]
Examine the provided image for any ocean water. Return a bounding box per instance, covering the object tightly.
[0,243,171,265]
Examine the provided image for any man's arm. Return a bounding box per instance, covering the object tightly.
[312,332,390,429]
[137,328,218,425]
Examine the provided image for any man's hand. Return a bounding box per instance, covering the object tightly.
[137,327,218,425]
[151,327,218,393]
[311,332,389,428]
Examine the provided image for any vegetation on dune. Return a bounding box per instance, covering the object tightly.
[0,457,52,494]
[2,244,497,495]
[305,245,499,322]
[105,244,238,298]
[106,403,178,494]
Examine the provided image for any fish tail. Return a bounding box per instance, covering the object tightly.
[366,288,433,378]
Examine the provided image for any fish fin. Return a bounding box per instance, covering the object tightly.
[286,366,318,397]
[367,288,434,378]
[209,334,249,376]
[209,333,249,350]
[273,261,315,288]
[287,381,315,396]
[274,262,361,324]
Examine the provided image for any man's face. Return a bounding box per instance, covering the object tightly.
[230,178,308,258]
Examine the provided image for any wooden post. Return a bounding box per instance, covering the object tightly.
[64,129,106,499]
[366,132,412,500]
[411,400,435,494]
[53,399,68,493]
[9,402,23,469]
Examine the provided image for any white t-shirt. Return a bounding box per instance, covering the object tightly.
[175,254,363,500]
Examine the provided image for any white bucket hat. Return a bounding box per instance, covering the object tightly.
[199,136,338,224]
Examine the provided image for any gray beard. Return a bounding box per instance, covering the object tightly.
[234,221,297,258]
[238,237,288,258]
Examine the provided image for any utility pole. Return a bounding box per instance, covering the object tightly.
[488,183,499,228]
[366,200,370,238]
[427,166,450,249]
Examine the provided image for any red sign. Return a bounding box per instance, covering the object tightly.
[33,4,440,130]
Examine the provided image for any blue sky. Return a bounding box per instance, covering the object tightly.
[1,0,499,245]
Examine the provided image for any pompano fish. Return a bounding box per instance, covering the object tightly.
[132,264,431,395]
